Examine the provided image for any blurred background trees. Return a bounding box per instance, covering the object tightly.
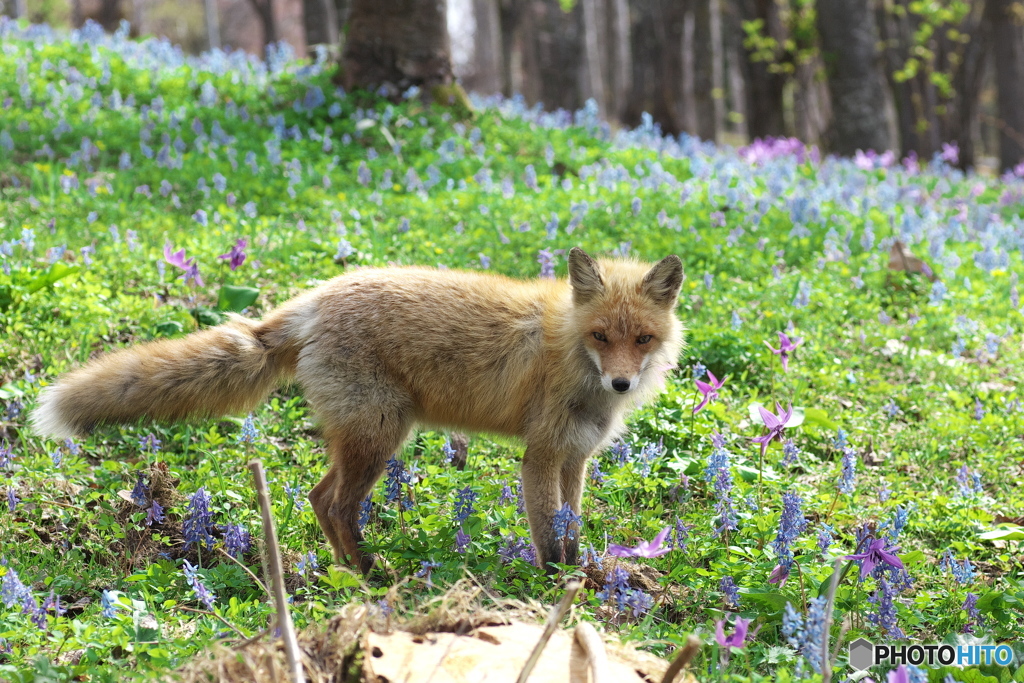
[7,0,1023,171]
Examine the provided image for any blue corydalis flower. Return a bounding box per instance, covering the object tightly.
[720,576,740,608]
[551,502,582,541]
[183,487,216,549]
[453,486,476,523]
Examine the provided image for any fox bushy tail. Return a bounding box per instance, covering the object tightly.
[32,316,298,439]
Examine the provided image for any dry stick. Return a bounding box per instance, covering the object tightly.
[217,546,271,597]
[249,459,306,683]
[175,605,248,639]
[661,634,702,683]
[820,557,843,683]
[569,621,609,683]
[516,580,582,683]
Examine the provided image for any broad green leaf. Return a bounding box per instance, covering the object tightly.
[217,284,259,312]
[979,526,1024,541]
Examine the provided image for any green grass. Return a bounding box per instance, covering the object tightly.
[1,24,1023,682]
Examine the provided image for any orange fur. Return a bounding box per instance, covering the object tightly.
[33,248,684,573]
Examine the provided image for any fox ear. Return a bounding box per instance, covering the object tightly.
[568,247,604,304]
[642,255,683,306]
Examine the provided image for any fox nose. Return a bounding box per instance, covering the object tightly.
[611,377,631,393]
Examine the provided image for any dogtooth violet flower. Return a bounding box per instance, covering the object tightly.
[163,242,204,287]
[765,331,802,372]
[752,403,793,459]
[217,238,247,270]
[842,537,904,580]
[608,526,672,558]
[693,370,725,414]
[715,617,759,648]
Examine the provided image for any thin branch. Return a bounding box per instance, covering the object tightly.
[249,459,305,683]
[516,580,582,683]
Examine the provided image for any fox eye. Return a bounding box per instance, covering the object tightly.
[592,332,607,342]
[637,335,653,345]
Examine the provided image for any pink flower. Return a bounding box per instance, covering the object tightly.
[693,371,725,415]
[752,403,793,459]
[608,527,672,558]
[164,242,204,287]
[765,331,802,372]
[841,537,904,580]
[714,617,759,648]
[218,238,247,271]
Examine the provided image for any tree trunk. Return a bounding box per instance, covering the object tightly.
[606,0,632,121]
[986,0,1024,171]
[691,0,717,139]
[205,0,221,50]
[246,0,279,47]
[817,0,892,154]
[341,0,454,95]
[623,0,685,135]
[497,0,521,97]
[581,0,608,116]
[304,0,339,52]
[465,0,504,94]
[518,0,585,111]
[736,0,786,138]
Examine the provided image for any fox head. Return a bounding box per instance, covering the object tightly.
[568,247,684,395]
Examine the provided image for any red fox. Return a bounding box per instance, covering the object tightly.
[32,247,684,573]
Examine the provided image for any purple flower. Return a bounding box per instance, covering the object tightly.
[182,560,216,610]
[765,331,803,372]
[940,142,959,165]
[454,529,471,554]
[453,486,476,523]
[868,577,905,639]
[217,238,247,271]
[163,243,204,287]
[842,537,904,580]
[693,371,725,415]
[838,445,857,494]
[537,249,556,279]
[782,597,829,673]
[714,617,758,648]
[498,535,535,565]
[222,523,251,557]
[415,560,441,587]
[608,527,672,558]
[130,473,149,507]
[552,502,582,541]
[752,403,793,459]
[296,551,319,577]
[720,576,740,608]
[183,486,216,549]
[145,500,165,526]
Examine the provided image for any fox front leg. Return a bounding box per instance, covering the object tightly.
[558,452,590,566]
[521,448,565,573]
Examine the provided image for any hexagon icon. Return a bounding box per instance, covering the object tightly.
[849,638,875,671]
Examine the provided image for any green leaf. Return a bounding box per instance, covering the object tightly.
[153,321,184,337]
[979,526,1024,541]
[25,262,81,294]
[740,588,792,611]
[217,285,259,312]
[803,408,837,430]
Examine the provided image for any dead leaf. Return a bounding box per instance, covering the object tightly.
[363,622,656,683]
[887,241,937,282]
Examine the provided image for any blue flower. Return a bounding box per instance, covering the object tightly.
[183,487,216,549]
[720,576,740,608]
[551,503,582,541]
[782,597,830,673]
[453,486,477,523]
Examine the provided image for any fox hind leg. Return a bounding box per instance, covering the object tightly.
[311,415,412,575]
